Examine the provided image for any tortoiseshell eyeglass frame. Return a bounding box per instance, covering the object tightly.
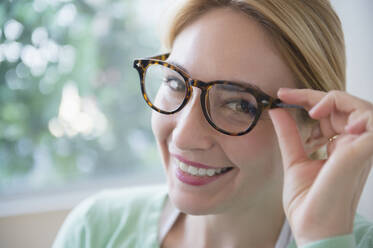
[133,53,304,136]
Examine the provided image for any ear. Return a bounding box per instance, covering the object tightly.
[303,122,329,156]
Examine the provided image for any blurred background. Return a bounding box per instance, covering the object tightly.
[0,0,170,247]
[0,0,170,199]
[0,0,372,247]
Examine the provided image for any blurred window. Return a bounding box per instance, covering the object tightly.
[0,0,170,198]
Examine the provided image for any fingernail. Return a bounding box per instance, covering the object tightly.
[309,106,317,116]
[278,88,294,97]
[278,88,292,93]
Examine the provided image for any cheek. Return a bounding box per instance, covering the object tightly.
[219,120,284,203]
[223,121,281,171]
[151,111,171,140]
[151,112,173,164]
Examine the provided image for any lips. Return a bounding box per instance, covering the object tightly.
[172,153,230,170]
[171,154,234,186]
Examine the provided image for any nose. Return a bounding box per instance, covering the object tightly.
[172,89,215,151]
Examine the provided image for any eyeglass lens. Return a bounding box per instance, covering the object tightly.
[144,64,259,133]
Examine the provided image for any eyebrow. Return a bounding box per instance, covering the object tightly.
[167,60,190,75]
[215,83,262,93]
[166,60,265,93]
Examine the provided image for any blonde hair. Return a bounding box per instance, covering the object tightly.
[162,0,346,92]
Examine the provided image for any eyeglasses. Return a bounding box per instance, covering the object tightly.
[133,53,303,136]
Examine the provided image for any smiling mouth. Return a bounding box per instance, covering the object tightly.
[176,159,234,177]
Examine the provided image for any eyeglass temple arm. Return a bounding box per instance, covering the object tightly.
[268,99,305,110]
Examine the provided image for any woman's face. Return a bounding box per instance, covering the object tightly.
[152,8,298,215]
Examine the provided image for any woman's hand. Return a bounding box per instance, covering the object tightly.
[269,88,373,247]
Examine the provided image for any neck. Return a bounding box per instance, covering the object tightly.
[181,188,285,248]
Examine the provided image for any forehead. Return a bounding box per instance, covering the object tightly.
[168,7,296,95]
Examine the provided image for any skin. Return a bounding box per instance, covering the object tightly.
[270,89,373,246]
[151,7,373,248]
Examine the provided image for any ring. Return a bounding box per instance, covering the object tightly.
[328,135,338,142]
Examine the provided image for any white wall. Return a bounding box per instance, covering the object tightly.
[330,0,373,221]
[0,210,69,248]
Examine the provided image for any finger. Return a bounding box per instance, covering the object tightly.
[314,108,348,139]
[308,133,373,210]
[309,91,368,119]
[351,132,373,162]
[324,132,373,175]
[326,133,349,157]
[326,134,339,156]
[281,89,368,137]
[345,110,373,134]
[277,88,326,110]
[319,117,339,140]
[269,109,308,169]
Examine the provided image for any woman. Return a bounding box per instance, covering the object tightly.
[53,0,373,247]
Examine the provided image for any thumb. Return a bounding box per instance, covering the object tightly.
[269,109,309,169]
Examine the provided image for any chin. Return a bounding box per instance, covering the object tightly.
[167,186,225,215]
[171,195,215,215]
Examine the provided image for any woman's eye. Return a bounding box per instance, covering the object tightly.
[163,77,185,92]
[225,100,257,116]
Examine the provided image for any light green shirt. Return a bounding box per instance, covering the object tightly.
[53,185,373,248]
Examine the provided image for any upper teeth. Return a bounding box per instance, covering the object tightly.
[178,161,224,177]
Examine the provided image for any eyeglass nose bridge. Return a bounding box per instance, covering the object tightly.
[184,79,212,110]
[183,78,218,131]
[187,78,212,91]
